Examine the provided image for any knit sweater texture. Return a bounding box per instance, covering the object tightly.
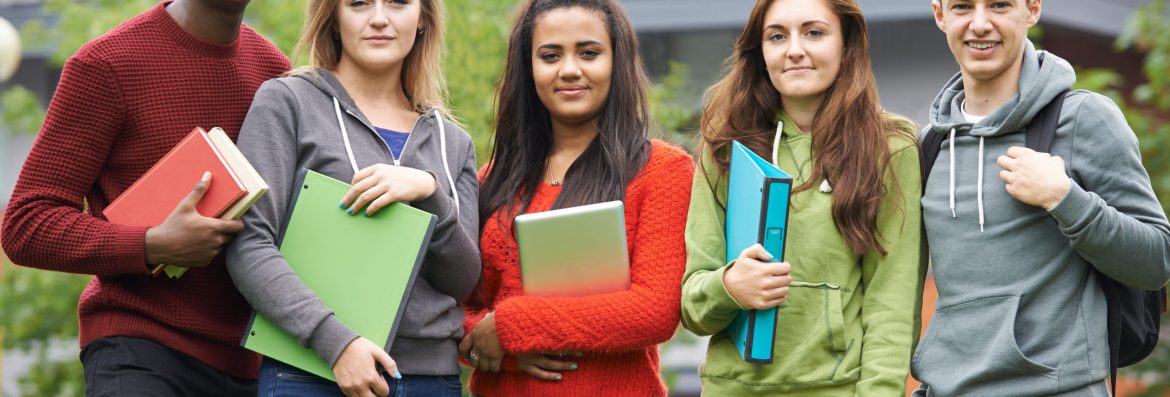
[465,140,694,397]
[0,2,289,379]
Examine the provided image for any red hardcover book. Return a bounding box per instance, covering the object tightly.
[103,127,247,230]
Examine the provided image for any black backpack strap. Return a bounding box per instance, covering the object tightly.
[1025,89,1070,152]
[1098,273,1123,395]
[921,130,947,190]
[1162,287,1169,313]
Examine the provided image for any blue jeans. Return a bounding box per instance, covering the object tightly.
[257,357,461,397]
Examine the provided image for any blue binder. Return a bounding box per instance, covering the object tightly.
[725,140,793,364]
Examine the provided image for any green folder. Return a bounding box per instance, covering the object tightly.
[241,169,436,381]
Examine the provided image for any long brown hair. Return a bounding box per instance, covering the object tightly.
[291,0,451,118]
[479,0,651,229]
[700,0,913,256]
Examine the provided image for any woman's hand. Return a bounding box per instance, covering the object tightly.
[341,164,437,216]
[458,312,506,372]
[723,243,792,309]
[332,337,400,397]
[517,351,581,381]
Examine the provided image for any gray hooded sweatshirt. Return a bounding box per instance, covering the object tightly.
[226,69,481,376]
[912,42,1170,396]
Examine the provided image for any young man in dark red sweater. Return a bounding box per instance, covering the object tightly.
[1,0,289,395]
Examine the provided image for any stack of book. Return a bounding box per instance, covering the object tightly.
[103,127,269,278]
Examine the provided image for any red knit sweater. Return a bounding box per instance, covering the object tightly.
[0,2,288,379]
[466,140,694,397]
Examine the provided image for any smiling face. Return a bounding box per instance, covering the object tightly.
[933,0,1040,86]
[760,0,844,108]
[336,0,421,71]
[530,6,614,128]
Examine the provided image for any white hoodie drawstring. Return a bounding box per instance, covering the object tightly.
[772,121,783,167]
[977,136,985,232]
[334,98,360,174]
[948,128,956,218]
[334,99,460,218]
[945,127,986,232]
[434,109,460,218]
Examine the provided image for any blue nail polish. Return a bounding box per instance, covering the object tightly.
[554,374,562,381]
[364,210,371,217]
[347,207,354,214]
[569,364,578,370]
[392,370,402,380]
[339,201,346,208]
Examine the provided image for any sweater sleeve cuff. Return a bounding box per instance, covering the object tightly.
[705,263,750,312]
[118,224,152,274]
[493,301,525,353]
[1048,180,1094,231]
[308,314,361,368]
[411,170,453,220]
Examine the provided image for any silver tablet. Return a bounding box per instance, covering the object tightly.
[514,200,630,297]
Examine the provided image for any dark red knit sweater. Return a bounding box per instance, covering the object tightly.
[0,2,288,379]
[466,140,694,397]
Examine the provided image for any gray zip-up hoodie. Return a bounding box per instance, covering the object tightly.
[912,42,1170,396]
[226,68,481,376]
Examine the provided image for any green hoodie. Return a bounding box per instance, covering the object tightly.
[681,112,925,396]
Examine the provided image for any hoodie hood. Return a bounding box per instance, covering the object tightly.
[291,67,461,215]
[292,68,431,130]
[927,40,1076,137]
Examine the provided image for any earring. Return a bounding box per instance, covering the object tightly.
[417,28,424,36]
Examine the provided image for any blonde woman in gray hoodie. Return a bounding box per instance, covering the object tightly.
[225,1,480,396]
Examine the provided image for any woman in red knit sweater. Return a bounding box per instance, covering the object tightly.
[460,0,694,396]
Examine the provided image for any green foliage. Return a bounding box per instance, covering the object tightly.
[444,0,514,163]
[649,61,700,150]
[1,244,90,397]
[0,263,88,352]
[243,2,309,62]
[0,86,43,136]
[11,343,85,397]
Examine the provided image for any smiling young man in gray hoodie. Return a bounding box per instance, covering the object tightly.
[911,1,1170,396]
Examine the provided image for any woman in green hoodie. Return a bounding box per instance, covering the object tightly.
[680,0,925,395]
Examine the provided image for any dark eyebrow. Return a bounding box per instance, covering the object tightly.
[536,40,604,51]
[764,20,830,31]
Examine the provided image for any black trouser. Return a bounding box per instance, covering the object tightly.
[81,336,256,397]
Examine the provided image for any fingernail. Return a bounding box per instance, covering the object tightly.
[553,374,562,381]
[392,370,402,380]
[339,200,346,209]
[569,363,578,370]
[347,207,354,215]
[364,210,371,217]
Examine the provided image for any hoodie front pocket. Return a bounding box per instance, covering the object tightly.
[911,295,1057,396]
[750,281,856,386]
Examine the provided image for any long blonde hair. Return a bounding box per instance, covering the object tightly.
[291,0,451,118]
